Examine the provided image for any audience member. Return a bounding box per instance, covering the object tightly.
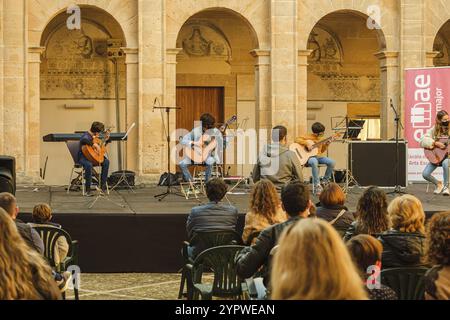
[346,234,398,300]
[0,192,44,254]
[424,211,450,300]
[186,178,239,257]
[316,183,354,235]
[343,187,389,241]
[30,203,69,265]
[271,218,367,300]
[236,182,312,285]
[242,180,288,245]
[0,208,61,300]
[378,195,426,268]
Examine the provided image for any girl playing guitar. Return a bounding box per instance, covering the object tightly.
[420,111,449,196]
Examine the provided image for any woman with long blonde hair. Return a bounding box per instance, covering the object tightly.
[0,208,61,300]
[378,194,427,268]
[271,218,367,300]
[243,180,287,245]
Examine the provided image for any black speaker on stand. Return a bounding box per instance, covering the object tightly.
[0,156,16,195]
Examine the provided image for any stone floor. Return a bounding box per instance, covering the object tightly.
[65,273,184,300]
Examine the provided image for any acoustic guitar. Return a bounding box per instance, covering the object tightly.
[184,115,237,163]
[424,136,450,165]
[289,133,341,166]
[81,128,112,166]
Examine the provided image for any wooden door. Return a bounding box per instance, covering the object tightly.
[176,87,224,133]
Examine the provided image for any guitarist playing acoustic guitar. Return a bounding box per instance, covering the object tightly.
[420,110,449,196]
[78,121,111,196]
[294,122,337,195]
[179,113,231,183]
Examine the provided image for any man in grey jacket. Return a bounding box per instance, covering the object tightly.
[252,125,303,189]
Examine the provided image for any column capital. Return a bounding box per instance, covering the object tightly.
[426,51,440,67]
[250,49,270,66]
[166,48,183,64]
[28,46,45,63]
[298,49,313,66]
[122,47,139,64]
[298,49,313,57]
[374,51,399,60]
[374,51,399,70]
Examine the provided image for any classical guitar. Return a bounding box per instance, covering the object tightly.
[81,128,112,166]
[424,136,450,165]
[184,115,237,163]
[289,133,342,166]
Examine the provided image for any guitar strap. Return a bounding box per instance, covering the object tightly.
[330,209,346,226]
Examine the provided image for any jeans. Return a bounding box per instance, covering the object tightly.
[422,158,449,187]
[179,156,215,182]
[307,156,336,186]
[78,155,110,191]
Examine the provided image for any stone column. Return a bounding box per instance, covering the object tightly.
[165,48,182,172]
[122,47,139,173]
[297,50,312,137]
[375,51,400,140]
[250,49,271,142]
[425,51,439,67]
[26,46,45,183]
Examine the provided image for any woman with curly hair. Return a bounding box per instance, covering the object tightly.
[0,208,61,300]
[424,211,450,300]
[242,180,288,245]
[378,194,426,268]
[343,187,390,241]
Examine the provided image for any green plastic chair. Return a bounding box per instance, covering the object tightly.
[187,245,246,300]
[33,225,79,300]
[178,230,243,299]
[381,266,429,300]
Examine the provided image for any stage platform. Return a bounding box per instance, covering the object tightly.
[15,183,449,273]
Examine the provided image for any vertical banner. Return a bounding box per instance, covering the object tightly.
[405,67,450,181]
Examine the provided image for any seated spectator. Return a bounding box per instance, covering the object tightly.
[316,183,354,235]
[424,211,450,300]
[0,192,44,254]
[379,195,426,268]
[186,178,239,257]
[236,182,312,285]
[242,180,288,245]
[343,187,390,241]
[271,219,367,300]
[0,208,61,300]
[30,203,69,265]
[347,234,398,300]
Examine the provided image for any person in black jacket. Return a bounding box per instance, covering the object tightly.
[186,178,239,257]
[378,195,427,268]
[343,186,390,242]
[316,183,354,236]
[235,182,312,285]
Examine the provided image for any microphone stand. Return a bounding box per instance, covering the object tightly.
[387,99,407,195]
[153,100,184,201]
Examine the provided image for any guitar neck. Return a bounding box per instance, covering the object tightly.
[312,137,333,149]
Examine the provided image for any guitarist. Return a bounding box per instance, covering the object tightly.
[179,113,226,182]
[78,121,111,196]
[420,110,449,196]
[295,122,336,195]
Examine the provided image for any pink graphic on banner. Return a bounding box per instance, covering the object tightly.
[404,67,450,181]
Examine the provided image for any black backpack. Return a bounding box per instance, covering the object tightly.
[158,172,182,186]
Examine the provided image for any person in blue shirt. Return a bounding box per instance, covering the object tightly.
[78,122,110,196]
[179,113,226,182]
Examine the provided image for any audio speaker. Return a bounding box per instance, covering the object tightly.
[0,156,16,194]
[349,141,407,187]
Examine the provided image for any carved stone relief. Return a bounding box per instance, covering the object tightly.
[433,33,450,66]
[177,21,232,63]
[40,21,126,99]
[308,26,343,74]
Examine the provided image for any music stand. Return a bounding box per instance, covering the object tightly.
[110,123,136,192]
[154,102,184,201]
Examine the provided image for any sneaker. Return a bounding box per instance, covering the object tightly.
[313,184,323,196]
[434,183,444,194]
[442,187,449,196]
[56,271,72,292]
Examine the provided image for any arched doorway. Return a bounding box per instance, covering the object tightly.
[174,8,259,176]
[433,20,450,66]
[306,10,386,169]
[39,6,127,186]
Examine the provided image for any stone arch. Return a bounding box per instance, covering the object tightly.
[432,20,450,66]
[167,1,266,50]
[425,0,450,54]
